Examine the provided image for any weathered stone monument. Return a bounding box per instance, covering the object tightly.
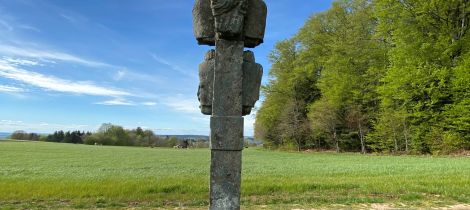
[193,0,266,209]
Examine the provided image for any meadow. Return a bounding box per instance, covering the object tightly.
[1,140,470,209]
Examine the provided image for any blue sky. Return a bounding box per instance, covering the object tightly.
[0,0,333,135]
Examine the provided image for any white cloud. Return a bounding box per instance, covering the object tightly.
[154,128,173,131]
[151,54,173,67]
[96,100,159,107]
[151,53,197,79]
[0,119,91,133]
[113,70,126,81]
[191,116,209,122]
[111,68,165,85]
[0,85,25,93]
[94,99,136,106]
[2,57,40,66]
[0,45,113,68]
[0,14,39,33]
[0,60,131,97]
[60,14,77,23]
[0,20,13,32]
[58,10,89,24]
[244,114,256,135]
[17,25,40,33]
[162,95,200,114]
[0,120,23,126]
[142,102,157,106]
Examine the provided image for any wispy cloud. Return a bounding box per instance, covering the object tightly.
[142,102,157,106]
[154,128,173,131]
[0,60,131,97]
[17,25,40,33]
[191,116,210,122]
[0,85,26,93]
[60,14,77,23]
[0,45,113,68]
[95,100,158,107]
[112,68,165,84]
[0,19,13,32]
[94,98,136,106]
[244,115,256,135]
[151,54,197,79]
[113,70,126,81]
[0,119,91,132]
[161,94,200,114]
[0,119,24,126]
[0,13,40,34]
[57,9,89,24]
[2,57,40,66]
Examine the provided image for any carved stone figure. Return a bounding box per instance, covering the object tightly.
[197,50,262,116]
[193,0,215,45]
[244,0,267,47]
[193,1,267,209]
[192,0,267,48]
[211,0,247,39]
[241,50,263,115]
[197,50,215,115]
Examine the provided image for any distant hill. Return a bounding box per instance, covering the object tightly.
[156,135,258,143]
[0,132,11,139]
[157,135,209,141]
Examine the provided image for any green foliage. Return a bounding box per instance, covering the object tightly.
[10,130,41,141]
[47,130,84,144]
[1,141,470,208]
[443,51,470,148]
[256,0,387,152]
[308,98,342,151]
[255,38,320,150]
[256,0,470,154]
[166,136,179,147]
[83,124,150,147]
[40,124,200,148]
[371,0,470,154]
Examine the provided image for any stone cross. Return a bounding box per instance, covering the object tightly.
[193,0,266,209]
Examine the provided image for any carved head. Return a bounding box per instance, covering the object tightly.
[193,0,267,48]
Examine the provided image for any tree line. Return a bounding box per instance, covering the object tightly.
[9,123,210,148]
[255,0,470,154]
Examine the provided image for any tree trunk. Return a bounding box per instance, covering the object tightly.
[333,129,339,153]
[393,127,398,154]
[403,119,409,153]
[358,122,366,154]
[292,98,301,152]
[460,1,467,39]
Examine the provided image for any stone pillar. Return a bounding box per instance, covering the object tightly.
[209,40,244,210]
[192,1,267,209]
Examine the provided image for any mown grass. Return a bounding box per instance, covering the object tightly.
[1,140,470,209]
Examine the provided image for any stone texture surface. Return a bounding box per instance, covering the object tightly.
[210,150,242,210]
[212,40,244,116]
[198,49,263,116]
[198,50,216,115]
[193,0,216,46]
[192,0,266,48]
[210,116,244,150]
[193,1,267,209]
[244,0,267,48]
[210,39,244,210]
[211,0,247,39]
[242,50,263,115]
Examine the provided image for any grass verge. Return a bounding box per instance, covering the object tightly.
[1,140,469,209]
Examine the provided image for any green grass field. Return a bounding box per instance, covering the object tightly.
[1,140,470,209]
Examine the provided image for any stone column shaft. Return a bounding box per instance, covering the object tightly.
[209,39,245,210]
[212,39,244,116]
